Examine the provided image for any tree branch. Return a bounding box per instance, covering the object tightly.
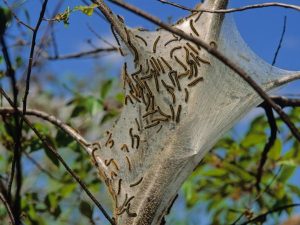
[255,106,277,192]
[108,0,300,142]
[158,1,300,14]
[238,203,300,225]
[92,0,128,44]
[47,47,118,60]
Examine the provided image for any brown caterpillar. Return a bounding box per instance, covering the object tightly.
[151,57,161,73]
[174,56,188,71]
[133,135,140,149]
[135,34,147,46]
[156,125,163,133]
[143,109,157,118]
[108,139,114,149]
[91,148,98,167]
[153,71,160,92]
[170,46,182,58]
[124,27,139,64]
[195,11,203,23]
[111,159,120,171]
[153,35,161,53]
[157,106,171,118]
[161,57,172,71]
[188,77,204,87]
[126,156,132,172]
[184,88,189,103]
[117,179,122,195]
[129,128,134,148]
[168,71,176,87]
[173,70,182,91]
[129,90,141,103]
[150,59,160,73]
[145,94,151,112]
[157,58,165,74]
[145,59,150,74]
[144,121,160,129]
[141,74,153,80]
[164,37,178,46]
[190,19,199,36]
[186,42,199,54]
[130,177,143,187]
[111,171,118,179]
[126,204,137,217]
[117,194,128,214]
[105,132,112,147]
[169,104,175,121]
[176,105,182,123]
[196,55,211,65]
[131,64,142,76]
[121,144,129,153]
[125,196,135,207]
[178,70,190,79]
[125,95,134,105]
[161,80,176,104]
[190,52,200,66]
[152,117,169,122]
[105,158,113,166]
[184,46,190,64]
[135,118,141,132]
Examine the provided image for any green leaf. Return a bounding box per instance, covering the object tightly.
[54,7,71,25]
[201,168,227,177]
[100,79,113,99]
[278,165,296,182]
[241,133,266,148]
[79,201,93,219]
[44,143,60,167]
[15,56,23,68]
[75,4,98,16]
[268,139,282,160]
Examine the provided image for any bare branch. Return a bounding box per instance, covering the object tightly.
[0,89,116,225]
[108,0,300,142]
[158,0,300,14]
[47,47,118,60]
[0,193,15,225]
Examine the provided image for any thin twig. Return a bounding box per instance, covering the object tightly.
[22,0,49,117]
[272,16,287,66]
[24,152,61,181]
[3,0,34,31]
[108,0,300,142]
[0,35,20,202]
[47,47,117,60]
[0,89,116,225]
[158,0,300,14]
[87,24,116,48]
[0,193,15,225]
